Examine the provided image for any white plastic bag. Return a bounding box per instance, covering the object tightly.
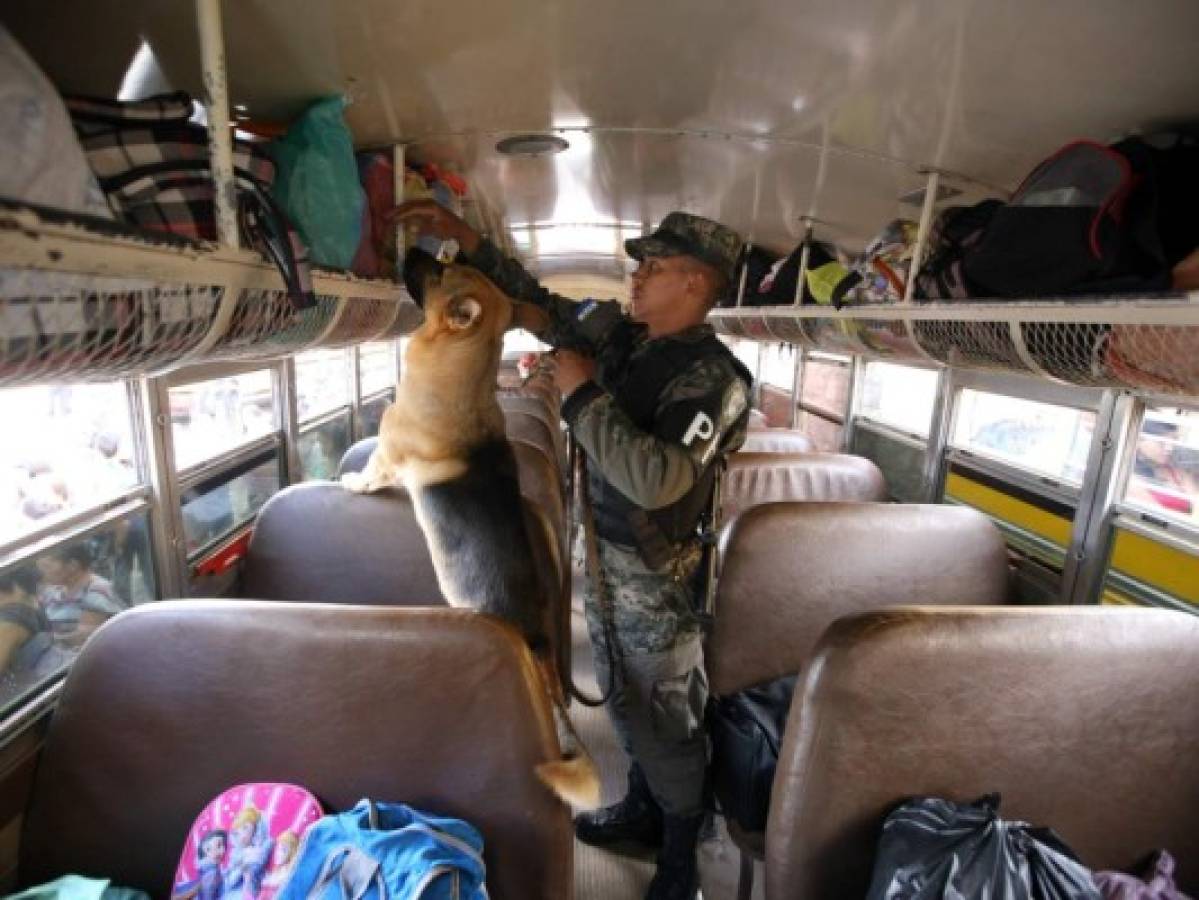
[0,25,113,218]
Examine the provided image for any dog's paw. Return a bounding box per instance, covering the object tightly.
[340,471,372,494]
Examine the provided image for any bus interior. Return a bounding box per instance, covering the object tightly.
[1,1,1198,898]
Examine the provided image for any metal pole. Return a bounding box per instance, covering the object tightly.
[349,346,364,440]
[736,168,764,308]
[788,347,805,428]
[903,170,941,302]
[922,367,956,502]
[277,358,303,483]
[794,218,814,307]
[196,0,240,249]
[1061,392,1138,605]
[138,376,188,598]
[735,244,750,307]
[842,356,864,453]
[393,143,406,265]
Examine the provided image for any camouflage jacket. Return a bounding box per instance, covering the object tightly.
[461,240,751,561]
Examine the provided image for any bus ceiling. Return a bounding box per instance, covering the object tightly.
[6,0,1199,258]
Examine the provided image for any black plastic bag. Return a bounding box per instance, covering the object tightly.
[866,794,1102,900]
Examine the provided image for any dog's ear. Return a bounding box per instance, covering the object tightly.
[402,247,446,307]
[446,296,483,330]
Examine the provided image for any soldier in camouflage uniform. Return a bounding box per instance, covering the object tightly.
[395,202,752,900]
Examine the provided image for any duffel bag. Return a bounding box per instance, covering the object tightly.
[66,92,315,310]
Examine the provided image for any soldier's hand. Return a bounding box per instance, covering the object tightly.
[388,200,481,254]
[551,350,596,397]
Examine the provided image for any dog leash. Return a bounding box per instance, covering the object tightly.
[568,442,618,708]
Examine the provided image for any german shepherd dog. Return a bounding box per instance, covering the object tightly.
[341,248,598,809]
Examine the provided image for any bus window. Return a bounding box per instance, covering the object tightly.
[180,450,282,556]
[358,394,391,440]
[298,413,352,481]
[357,342,398,398]
[0,509,156,714]
[295,349,351,422]
[797,353,851,451]
[727,339,760,382]
[0,383,138,544]
[1123,408,1199,525]
[295,349,353,481]
[851,362,941,502]
[758,344,797,424]
[169,370,276,472]
[952,389,1094,486]
[857,362,939,438]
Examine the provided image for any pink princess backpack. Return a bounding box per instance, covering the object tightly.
[171,783,324,900]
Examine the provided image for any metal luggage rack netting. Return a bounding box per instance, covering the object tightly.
[0,272,224,384]
[321,295,401,348]
[711,306,1199,399]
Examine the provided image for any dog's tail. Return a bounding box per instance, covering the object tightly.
[534,659,601,810]
[536,700,601,810]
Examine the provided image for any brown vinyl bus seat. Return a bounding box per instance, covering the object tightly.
[19,602,572,900]
[707,502,1008,891]
[766,606,1199,900]
[720,452,887,525]
[504,410,567,484]
[271,450,570,693]
[498,394,564,459]
[739,428,813,454]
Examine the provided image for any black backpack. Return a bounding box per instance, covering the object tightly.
[708,674,797,833]
[917,135,1199,299]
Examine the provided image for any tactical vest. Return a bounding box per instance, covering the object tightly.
[590,328,753,565]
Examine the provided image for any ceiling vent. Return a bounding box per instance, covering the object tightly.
[496,133,570,157]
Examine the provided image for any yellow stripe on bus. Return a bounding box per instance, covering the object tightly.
[1108,528,1199,604]
[944,472,1073,548]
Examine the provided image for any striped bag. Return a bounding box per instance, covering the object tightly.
[66,92,316,310]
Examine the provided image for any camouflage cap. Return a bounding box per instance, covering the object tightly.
[625,212,744,282]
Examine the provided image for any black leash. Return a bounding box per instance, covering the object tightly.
[567,442,618,708]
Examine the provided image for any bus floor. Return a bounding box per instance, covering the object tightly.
[569,571,763,900]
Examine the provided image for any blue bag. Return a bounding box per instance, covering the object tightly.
[276,799,487,900]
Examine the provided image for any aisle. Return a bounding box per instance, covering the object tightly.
[567,572,764,900]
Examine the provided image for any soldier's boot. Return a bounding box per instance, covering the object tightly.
[644,812,703,900]
[573,762,663,857]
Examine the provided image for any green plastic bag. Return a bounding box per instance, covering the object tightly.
[270,96,364,269]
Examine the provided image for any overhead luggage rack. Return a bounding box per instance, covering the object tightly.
[709,296,1199,399]
[0,201,421,386]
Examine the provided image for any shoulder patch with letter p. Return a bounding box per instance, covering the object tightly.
[682,411,715,446]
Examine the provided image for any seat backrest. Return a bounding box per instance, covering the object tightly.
[740,428,813,454]
[720,452,886,524]
[243,475,568,694]
[498,393,560,439]
[504,410,566,478]
[511,442,567,566]
[242,481,443,605]
[337,436,376,478]
[766,606,1199,899]
[708,502,1007,695]
[21,603,571,900]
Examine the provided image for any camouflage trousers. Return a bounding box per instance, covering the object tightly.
[584,539,708,817]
